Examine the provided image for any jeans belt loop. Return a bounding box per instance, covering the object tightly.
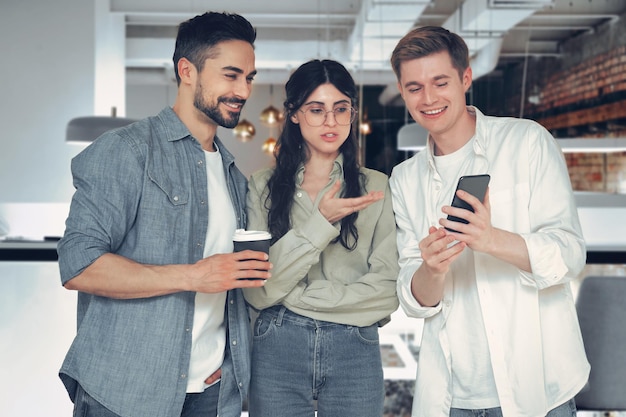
[275,305,287,327]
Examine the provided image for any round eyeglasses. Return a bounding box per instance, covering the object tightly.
[299,106,356,127]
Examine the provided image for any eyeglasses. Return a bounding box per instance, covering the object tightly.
[299,106,356,127]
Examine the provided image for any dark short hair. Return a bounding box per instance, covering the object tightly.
[172,12,256,84]
[391,26,469,81]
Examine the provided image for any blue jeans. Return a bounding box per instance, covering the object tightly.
[72,382,220,417]
[248,306,384,417]
[449,398,577,417]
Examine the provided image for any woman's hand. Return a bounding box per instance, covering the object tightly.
[318,180,383,224]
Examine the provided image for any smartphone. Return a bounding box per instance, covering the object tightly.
[445,174,490,232]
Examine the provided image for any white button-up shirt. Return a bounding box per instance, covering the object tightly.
[389,107,590,417]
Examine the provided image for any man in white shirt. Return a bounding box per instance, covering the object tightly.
[388,26,590,417]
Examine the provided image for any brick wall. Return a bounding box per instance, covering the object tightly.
[565,151,626,193]
[475,10,626,194]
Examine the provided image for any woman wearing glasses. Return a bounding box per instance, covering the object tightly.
[243,59,399,417]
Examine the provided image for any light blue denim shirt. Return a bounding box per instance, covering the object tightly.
[57,107,251,417]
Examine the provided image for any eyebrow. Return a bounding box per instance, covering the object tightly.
[403,74,451,89]
[303,99,351,107]
[222,66,258,77]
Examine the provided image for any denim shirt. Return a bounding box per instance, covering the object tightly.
[57,107,251,417]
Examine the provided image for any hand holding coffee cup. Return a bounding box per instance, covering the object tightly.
[233,229,272,280]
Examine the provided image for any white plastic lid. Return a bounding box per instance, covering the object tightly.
[232,229,272,242]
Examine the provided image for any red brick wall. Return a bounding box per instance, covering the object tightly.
[565,151,626,193]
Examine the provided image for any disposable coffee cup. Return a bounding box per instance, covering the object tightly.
[233,229,271,280]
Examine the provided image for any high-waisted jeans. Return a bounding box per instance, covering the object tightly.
[248,305,384,417]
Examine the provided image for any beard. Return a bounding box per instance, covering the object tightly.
[193,82,245,129]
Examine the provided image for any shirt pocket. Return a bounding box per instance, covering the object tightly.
[489,182,531,232]
[139,169,192,249]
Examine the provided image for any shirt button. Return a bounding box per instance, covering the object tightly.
[238,382,243,387]
[230,300,234,305]
[232,340,237,346]
[181,374,187,379]
[198,160,203,165]
[296,192,302,198]
[173,196,179,202]
[200,200,205,205]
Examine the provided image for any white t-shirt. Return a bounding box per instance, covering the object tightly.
[186,145,236,393]
[434,137,499,409]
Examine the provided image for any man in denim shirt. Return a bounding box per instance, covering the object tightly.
[57,12,271,417]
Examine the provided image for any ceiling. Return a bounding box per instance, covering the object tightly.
[117,0,626,101]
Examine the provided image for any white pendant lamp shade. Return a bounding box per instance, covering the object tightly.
[397,122,428,152]
[66,116,137,143]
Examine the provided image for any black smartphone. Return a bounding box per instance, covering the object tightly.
[445,174,490,232]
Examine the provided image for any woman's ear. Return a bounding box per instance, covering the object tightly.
[290,114,299,124]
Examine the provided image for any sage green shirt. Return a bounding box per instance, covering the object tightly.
[243,158,399,327]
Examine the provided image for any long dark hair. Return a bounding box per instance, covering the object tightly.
[266,59,364,250]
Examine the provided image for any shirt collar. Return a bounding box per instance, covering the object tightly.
[155,107,236,165]
[425,105,488,172]
[156,107,191,142]
[295,153,345,186]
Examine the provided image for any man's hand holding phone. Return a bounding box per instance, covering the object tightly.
[441,174,495,253]
[443,174,490,233]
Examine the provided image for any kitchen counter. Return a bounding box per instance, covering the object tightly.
[0,240,59,261]
[0,240,623,263]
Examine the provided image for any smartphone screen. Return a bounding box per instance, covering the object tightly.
[445,174,490,232]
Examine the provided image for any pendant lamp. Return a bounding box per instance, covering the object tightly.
[66,107,136,144]
[262,137,277,155]
[396,122,428,152]
[233,119,256,142]
[259,85,283,127]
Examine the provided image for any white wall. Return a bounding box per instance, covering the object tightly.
[0,1,94,415]
[0,0,94,204]
[126,81,279,178]
[0,0,95,236]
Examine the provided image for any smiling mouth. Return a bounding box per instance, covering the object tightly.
[220,98,245,112]
[422,107,446,115]
[223,102,243,112]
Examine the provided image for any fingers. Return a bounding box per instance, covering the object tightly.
[342,191,384,214]
[191,252,272,293]
[319,187,384,223]
[233,249,269,261]
[420,227,465,275]
[204,369,222,385]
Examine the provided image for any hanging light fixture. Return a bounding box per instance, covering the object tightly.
[259,105,282,127]
[259,84,283,127]
[66,107,136,144]
[233,119,256,142]
[262,137,277,155]
[396,122,428,152]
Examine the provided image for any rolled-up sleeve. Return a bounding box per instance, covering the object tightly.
[519,125,586,289]
[58,135,143,284]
